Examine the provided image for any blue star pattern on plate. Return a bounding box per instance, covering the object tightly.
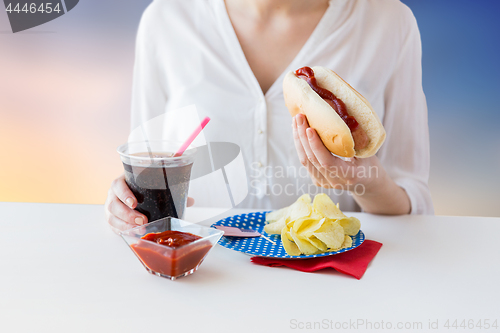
[211,211,365,259]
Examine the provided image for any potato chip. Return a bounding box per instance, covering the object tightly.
[313,220,345,250]
[265,195,311,235]
[313,193,345,219]
[266,194,361,256]
[309,211,324,220]
[337,217,361,236]
[305,236,328,252]
[266,207,289,223]
[284,229,294,242]
[288,196,312,221]
[292,216,319,233]
[341,235,353,249]
[297,193,312,204]
[263,216,287,235]
[290,228,319,255]
[297,217,326,238]
[281,227,301,256]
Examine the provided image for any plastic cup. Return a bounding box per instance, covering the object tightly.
[117,141,197,222]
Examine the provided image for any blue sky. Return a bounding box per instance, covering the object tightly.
[401,0,500,215]
[403,0,500,117]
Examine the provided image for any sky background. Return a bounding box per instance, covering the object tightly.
[0,0,499,216]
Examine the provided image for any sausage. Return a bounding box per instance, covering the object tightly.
[351,126,369,150]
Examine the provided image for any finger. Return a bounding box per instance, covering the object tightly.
[306,127,340,168]
[187,197,194,207]
[295,114,321,168]
[111,176,137,209]
[108,195,147,225]
[292,116,309,167]
[294,118,332,185]
[107,214,138,234]
[305,127,356,185]
[294,116,336,187]
[305,126,354,187]
[294,115,341,189]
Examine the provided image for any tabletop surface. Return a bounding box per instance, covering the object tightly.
[1,202,499,333]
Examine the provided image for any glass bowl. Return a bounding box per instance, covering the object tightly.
[120,217,223,280]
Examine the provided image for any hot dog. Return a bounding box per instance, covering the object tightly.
[283,66,386,158]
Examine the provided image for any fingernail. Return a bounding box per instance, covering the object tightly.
[292,117,296,128]
[135,217,144,225]
[126,197,134,208]
[296,115,304,126]
[307,128,313,139]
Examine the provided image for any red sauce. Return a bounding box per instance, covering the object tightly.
[141,230,201,248]
[131,231,212,277]
[295,67,359,131]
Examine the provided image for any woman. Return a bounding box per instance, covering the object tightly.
[105,0,433,233]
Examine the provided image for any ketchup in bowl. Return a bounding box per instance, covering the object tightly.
[121,218,223,280]
[131,231,212,278]
[141,230,202,247]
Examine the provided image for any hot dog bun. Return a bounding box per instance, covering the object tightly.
[283,66,385,158]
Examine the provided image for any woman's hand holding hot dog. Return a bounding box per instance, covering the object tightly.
[292,113,410,215]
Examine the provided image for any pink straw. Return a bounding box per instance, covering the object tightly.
[173,116,211,157]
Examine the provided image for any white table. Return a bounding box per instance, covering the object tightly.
[1,202,499,333]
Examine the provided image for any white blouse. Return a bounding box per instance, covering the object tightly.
[130,0,434,214]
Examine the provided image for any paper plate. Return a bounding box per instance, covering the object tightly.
[211,211,364,259]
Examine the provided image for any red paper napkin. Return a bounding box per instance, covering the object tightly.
[250,240,382,279]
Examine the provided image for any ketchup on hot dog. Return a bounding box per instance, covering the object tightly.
[295,67,369,150]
